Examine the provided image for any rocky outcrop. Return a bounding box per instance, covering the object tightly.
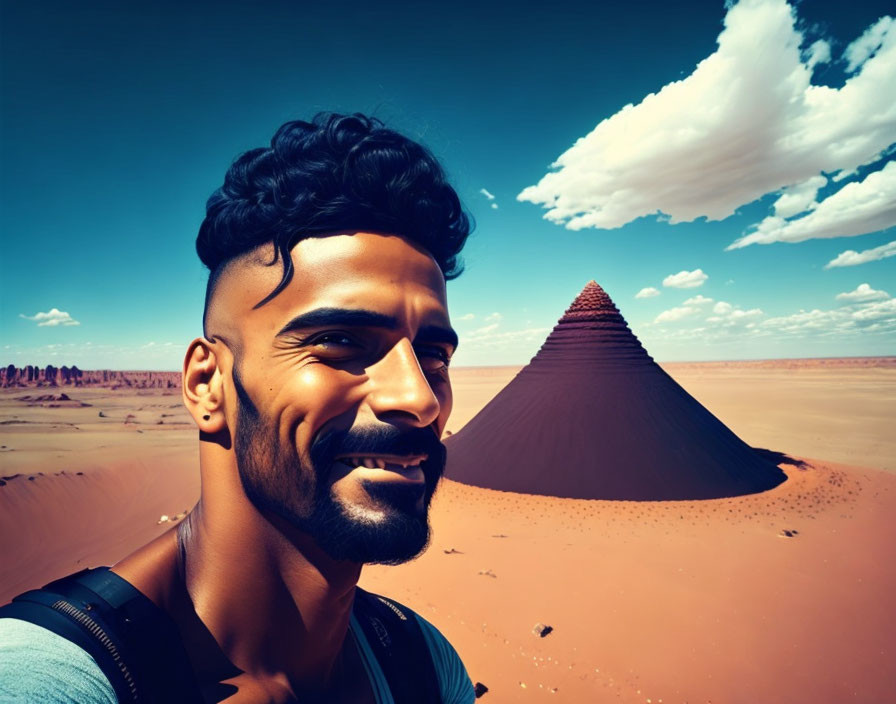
[0,365,180,389]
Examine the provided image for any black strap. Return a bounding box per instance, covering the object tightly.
[0,567,201,703]
[353,587,442,704]
[1,569,442,703]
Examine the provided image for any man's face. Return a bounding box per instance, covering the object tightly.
[206,232,456,564]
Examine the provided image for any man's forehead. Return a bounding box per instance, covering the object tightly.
[205,232,448,336]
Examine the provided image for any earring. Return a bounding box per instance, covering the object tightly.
[203,414,211,421]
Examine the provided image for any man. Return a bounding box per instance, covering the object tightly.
[0,113,476,702]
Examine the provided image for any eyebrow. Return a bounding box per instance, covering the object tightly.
[276,307,459,351]
[416,324,459,352]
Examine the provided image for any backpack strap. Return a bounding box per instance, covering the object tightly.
[0,567,202,703]
[353,587,442,704]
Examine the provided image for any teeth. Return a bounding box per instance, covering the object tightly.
[337,455,425,469]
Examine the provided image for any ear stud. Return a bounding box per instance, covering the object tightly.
[203,414,210,421]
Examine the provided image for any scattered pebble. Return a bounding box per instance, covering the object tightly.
[532,622,553,638]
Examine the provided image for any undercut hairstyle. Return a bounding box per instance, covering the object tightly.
[197,112,472,330]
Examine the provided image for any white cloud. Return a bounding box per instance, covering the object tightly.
[0,340,189,370]
[655,306,699,323]
[650,297,761,328]
[772,175,827,218]
[728,161,896,248]
[825,239,896,268]
[663,269,708,289]
[517,0,896,241]
[635,287,661,299]
[706,301,764,326]
[19,308,80,327]
[804,39,831,70]
[835,283,890,303]
[713,301,733,315]
[763,297,896,335]
[484,312,502,322]
[851,297,896,322]
[491,203,499,210]
[456,324,552,357]
[479,188,495,201]
[456,313,475,321]
[845,16,894,73]
[468,323,500,336]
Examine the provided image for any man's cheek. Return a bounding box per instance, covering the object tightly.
[294,369,366,420]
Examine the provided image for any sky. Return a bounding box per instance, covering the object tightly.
[1,0,894,369]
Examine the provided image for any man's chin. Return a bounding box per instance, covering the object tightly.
[302,484,433,565]
[321,514,432,566]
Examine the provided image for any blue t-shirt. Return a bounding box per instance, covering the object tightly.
[0,608,474,703]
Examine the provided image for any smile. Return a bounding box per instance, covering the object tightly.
[334,454,428,483]
[334,454,428,470]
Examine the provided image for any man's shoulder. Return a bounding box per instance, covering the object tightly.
[0,617,117,703]
[355,589,475,704]
[363,592,457,653]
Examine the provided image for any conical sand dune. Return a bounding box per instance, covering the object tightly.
[445,281,787,500]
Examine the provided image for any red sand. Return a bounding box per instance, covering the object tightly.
[1,362,894,702]
[363,460,896,703]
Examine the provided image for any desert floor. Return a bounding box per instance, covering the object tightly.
[1,359,894,703]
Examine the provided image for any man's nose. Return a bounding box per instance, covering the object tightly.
[365,339,441,427]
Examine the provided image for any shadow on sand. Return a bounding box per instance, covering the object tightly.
[752,447,810,470]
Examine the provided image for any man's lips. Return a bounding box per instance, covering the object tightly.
[334,454,428,481]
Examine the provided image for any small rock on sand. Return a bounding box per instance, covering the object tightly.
[532,623,553,638]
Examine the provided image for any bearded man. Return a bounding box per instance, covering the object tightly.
[0,113,475,703]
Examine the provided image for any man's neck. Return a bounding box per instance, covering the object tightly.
[113,456,363,697]
[181,493,362,687]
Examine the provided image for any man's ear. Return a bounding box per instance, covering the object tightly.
[183,337,227,434]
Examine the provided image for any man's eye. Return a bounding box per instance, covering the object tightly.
[308,333,358,348]
[416,346,451,372]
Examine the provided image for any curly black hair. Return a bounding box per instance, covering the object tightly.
[197,112,472,322]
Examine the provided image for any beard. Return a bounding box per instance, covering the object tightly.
[231,366,445,565]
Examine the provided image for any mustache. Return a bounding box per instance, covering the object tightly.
[311,425,445,467]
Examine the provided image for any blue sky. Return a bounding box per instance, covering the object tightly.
[2,0,894,369]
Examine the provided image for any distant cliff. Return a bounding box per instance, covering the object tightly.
[1,365,181,389]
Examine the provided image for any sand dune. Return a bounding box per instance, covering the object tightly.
[1,361,894,702]
[447,282,786,500]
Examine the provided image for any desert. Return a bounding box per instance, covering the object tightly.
[5,1,896,699]
[1,355,894,703]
